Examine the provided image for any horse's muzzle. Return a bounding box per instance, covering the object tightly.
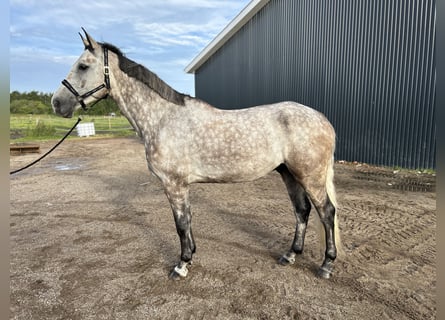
[51,97,73,118]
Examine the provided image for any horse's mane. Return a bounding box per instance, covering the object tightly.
[101,42,185,106]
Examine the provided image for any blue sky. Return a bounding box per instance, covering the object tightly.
[10,0,251,96]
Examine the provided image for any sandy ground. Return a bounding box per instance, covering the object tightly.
[10,137,436,319]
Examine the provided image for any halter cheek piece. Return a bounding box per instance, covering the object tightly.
[61,47,111,111]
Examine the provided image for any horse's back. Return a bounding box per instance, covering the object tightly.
[185,99,336,160]
[157,99,335,184]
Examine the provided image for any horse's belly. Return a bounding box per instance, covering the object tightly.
[188,152,281,183]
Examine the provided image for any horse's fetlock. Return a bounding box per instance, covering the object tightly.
[325,249,337,261]
[181,252,193,263]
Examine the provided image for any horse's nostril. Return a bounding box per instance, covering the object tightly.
[52,99,61,111]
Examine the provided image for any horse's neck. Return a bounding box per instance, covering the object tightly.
[110,72,175,138]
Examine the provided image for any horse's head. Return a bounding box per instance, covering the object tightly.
[51,29,110,118]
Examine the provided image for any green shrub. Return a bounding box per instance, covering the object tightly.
[27,120,56,137]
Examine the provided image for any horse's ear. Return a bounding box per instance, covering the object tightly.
[79,27,99,51]
[79,32,90,50]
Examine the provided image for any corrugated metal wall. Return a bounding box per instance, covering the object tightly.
[195,0,436,169]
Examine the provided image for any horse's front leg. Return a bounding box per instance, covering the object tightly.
[164,184,196,280]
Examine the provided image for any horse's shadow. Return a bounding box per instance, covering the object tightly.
[210,206,321,275]
[97,172,179,273]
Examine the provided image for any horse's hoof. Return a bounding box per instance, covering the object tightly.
[169,263,189,280]
[278,254,295,266]
[169,269,183,281]
[316,267,332,279]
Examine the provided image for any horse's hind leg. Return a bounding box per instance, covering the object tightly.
[164,184,196,280]
[304,182,338,279]
[313,196,337,278]
[276,165,312,266]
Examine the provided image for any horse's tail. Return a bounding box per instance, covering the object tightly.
[316,154,344,258]
[326,155,344,257]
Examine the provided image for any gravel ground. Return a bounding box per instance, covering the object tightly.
[10,137,436,319]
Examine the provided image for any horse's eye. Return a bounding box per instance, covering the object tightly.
[78,64,89,71]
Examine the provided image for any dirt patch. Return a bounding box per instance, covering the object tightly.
[10,137,436,319]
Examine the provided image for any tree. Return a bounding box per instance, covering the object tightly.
[10,91,120,115]
[10,99,51,114]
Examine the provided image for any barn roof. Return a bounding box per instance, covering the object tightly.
[184,0,270,74]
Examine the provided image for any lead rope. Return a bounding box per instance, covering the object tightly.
[10,117,82,175]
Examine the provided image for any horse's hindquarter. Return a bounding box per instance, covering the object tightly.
[268,102,336,180]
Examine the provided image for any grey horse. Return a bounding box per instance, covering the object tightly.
[52,29,342,280]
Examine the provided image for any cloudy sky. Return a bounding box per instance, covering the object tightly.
[10,0,251,96]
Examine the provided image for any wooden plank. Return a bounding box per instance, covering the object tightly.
[10,144,40,155]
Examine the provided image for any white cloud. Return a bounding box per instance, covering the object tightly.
[10,46,76,64]
[10,0,251,93]
[133,21,216,48]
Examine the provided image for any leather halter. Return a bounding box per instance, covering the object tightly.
[61,47,110,111]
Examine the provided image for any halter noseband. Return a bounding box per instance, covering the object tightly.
[61,47,111,111]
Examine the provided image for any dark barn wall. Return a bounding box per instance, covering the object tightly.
[195,0,436,169]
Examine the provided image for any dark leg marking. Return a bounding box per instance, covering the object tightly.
[314,197,337,279]
[276,165,312,265]
[165,186,196,280]
[173,203,195,263]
